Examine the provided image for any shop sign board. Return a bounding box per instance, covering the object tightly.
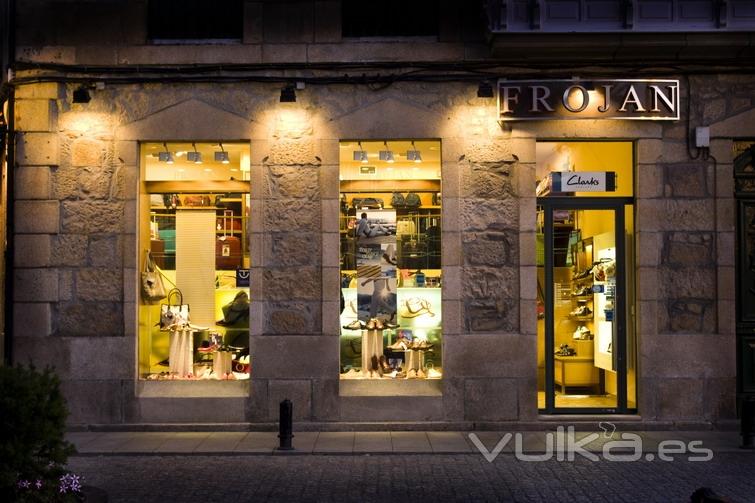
[551,171,616,192]
[498,79,680,121]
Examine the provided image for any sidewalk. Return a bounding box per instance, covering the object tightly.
[67,430,751,456]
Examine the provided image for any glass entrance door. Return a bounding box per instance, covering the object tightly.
[537,200,635,413]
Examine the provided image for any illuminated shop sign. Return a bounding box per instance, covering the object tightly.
[551,171,616,192]
[497,79,680,121]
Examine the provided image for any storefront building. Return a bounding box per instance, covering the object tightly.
[5,1,755,428]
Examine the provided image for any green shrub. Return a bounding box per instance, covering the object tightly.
[0,364,77,501]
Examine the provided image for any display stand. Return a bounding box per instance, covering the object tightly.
[169,328,194,377]
[213,350,233,376]
[361,329,384,376]
[404,349,424,372]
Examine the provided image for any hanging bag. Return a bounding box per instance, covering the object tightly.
[159,288,190,331]
[141,251,167,303]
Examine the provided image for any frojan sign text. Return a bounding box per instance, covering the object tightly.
[497,79,680,121]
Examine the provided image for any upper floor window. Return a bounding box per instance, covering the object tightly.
[148,0,243,41]
[342,0,439,37]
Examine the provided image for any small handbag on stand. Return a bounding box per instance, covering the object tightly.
[159,288,190,331]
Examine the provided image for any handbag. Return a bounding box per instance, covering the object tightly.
[217,291,250,327]
[141,251,166,303]
[159,288,190,331]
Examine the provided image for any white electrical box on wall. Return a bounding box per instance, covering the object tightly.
[695,126,710,148]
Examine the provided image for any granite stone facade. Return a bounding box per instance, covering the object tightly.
[7,72,748,428]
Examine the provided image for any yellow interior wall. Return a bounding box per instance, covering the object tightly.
[536,141,634,197]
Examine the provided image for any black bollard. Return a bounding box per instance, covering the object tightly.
[278,398,294,451]
[742,395,755,449]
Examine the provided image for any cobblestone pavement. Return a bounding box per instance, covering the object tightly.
[68,452,755,503]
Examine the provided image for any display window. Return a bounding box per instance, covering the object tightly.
[339,140,443,380]
[138,142,251,381]
[535,141,637,412]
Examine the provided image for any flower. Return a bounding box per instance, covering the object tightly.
[35,479,43,489]
[59,473,82,494]
[17,479,30,489]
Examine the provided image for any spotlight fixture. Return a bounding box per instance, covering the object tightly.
[187,143,203,164]
[72,85,92,103]
[379,141,395,163]
[477,81,494,98]
[215,143,230,164]
[406,141,422,163]
[280,84,296,103]
[352,142,369,163]
[159,142,175,164]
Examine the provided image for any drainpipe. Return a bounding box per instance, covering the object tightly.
[3,0,15,365]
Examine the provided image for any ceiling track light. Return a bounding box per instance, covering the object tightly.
[353,141,369,163]
[379,141,395,163]
[159,142,175,164]
[72,85,92,103]
[280,84,296,103]
[215,143,230,164]
[187,142,203,164]
[477,80,495,98]
[406,141,422,163]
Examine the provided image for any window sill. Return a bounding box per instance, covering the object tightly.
[339,378,442,397]
[137,379,249,398]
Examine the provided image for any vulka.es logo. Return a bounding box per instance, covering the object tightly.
[468,425,713,463]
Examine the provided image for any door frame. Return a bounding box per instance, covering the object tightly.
[538,196,636,414]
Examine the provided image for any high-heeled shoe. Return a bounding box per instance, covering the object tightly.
[379,355,391,373]
[374,318,384,330]
[366,319,377,330]
[371,355,383,377]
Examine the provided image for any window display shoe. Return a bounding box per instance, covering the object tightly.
[387,339,408,350]
[342,320,365,330]
[379,355,392,373]
[371,355,383,377]
[407,369,418,379]
[374,318,384,330]
[570,306,592,317]
[383,321,400,329]
[366,319,377,330]
[426,368,442,379]
[416,368,427,379]
[400,298,435,318]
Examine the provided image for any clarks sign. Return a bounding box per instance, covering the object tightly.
[497,79,680,121]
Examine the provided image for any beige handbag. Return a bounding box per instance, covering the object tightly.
[141,251,166,303]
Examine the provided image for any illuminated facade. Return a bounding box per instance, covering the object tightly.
[4,1,755,428]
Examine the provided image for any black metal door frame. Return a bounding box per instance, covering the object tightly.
[539,196,635,414]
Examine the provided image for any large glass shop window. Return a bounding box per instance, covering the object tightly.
[138,142,251,381]
[339,140,443,380]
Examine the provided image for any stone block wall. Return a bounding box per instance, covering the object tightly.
[9,74,746,426]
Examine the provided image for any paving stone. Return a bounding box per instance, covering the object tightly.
[67,450,755,502]
[391,431,432,453]
[353,432,392,453]
[313,432,354,453]
[154,432,211,453]
[194,432,247,453]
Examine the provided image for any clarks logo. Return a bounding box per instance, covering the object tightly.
[566,174,600,187]
[497,79,680,121]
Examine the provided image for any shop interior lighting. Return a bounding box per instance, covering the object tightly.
[159,142,175,164]
[406,141,422,163]
[477,81,494,98]
[379,141,395,163]
[72,85,92,103]
[187,143,203,164]
[280,84,296,102]
[353,142,369,163]
[215,143,230,164]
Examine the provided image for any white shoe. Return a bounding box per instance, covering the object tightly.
[426,368,442,379]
